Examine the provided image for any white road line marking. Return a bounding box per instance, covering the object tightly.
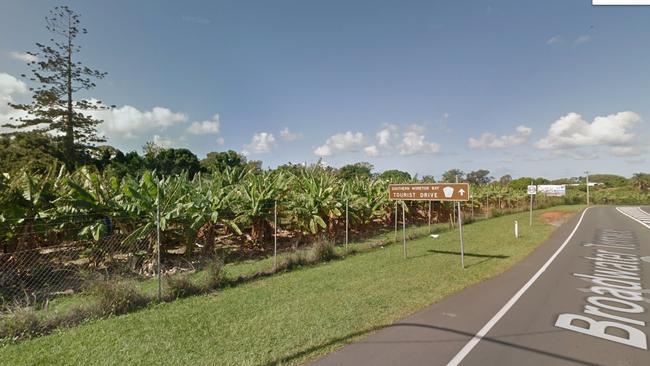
[446,207,592,366]
[616,207,650,230]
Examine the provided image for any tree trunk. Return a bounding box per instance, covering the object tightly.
[65,13,75,169]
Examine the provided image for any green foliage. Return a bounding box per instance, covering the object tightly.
[337,162,373,180]
[441,169,464,183]
[466,169,493,185]
[378,169,411,183]
[631,173,650,191]
[145,148,202,179]
[201,150,247,173]
[0,133,62,173]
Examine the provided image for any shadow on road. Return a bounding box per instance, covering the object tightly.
[260,322,604,366]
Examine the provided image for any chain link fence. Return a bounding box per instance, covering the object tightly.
[0,199,466,312]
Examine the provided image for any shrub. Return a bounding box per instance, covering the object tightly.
[204,258,225,290]
[280,251,310,270]
[164,274,203,300]
[0,307,41,341]
[88,280,149,316]
[308,241,338,262]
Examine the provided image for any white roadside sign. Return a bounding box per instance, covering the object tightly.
[527,185,537,195]
[537,184,566,197]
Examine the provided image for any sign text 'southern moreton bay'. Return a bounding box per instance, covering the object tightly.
[389,183,470,201]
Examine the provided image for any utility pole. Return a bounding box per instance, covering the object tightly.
[585,171,590,206]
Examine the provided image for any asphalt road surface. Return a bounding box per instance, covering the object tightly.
[311,206,650,366]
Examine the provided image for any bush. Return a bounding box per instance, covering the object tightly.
[308,241,338,262]
[0,307,41,341]
[88,280,149,316]
[204,258,225,290]
[280,251,310,270]
[164,274,203,300]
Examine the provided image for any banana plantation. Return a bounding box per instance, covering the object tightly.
[0,163,635,307]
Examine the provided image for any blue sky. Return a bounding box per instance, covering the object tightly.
[1,0,649,179]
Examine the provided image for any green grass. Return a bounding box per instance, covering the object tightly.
[0,205,583,366]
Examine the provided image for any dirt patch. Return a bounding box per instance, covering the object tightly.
[540,211,574,227]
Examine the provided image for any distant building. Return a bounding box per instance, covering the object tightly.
[566,182,603,187]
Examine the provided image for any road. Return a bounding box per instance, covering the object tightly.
[310,206,650,366]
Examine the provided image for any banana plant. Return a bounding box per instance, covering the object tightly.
[182,172,242,254]
[287,166,341,240]
[344,177,389,232]
[118,171,189,261]
[236,170,285,244]
[1,165,65,251]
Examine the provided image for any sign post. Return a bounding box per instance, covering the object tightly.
[456,176,464,268]
[527,183,536,226]
[402,202,407,259]
[389,183,470,265]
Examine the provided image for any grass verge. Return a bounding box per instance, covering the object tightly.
[0,205,583,365]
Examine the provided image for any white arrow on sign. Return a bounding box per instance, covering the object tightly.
[459,189,465,196]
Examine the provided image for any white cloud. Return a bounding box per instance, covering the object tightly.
[186,114,220,134]
[93,104,188,138]
[611,146,646,157]
[364,145,379,157]
[546,36,562,45]
[0,73,28,96]
[575,35,591,45]
[377,124,399,147]
[313,131,366,157]
[243,132,276,155]
[280,127,303,141]
[468,125,532,149]
[535,112,640,151]
[314,145,332,157]
[9,51,38,63]
[398,124,440,155]
[0,72,29,131]
[152,135,177,148]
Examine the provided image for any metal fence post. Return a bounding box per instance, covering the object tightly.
[345,199,349,252]
[156,178,161,302]
[274,200,278,269]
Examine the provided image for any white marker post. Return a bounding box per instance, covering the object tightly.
[514,220,519,238]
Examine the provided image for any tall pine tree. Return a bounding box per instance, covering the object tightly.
[3,6,109,169]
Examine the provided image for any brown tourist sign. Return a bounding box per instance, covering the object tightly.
[388,183,470,201]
